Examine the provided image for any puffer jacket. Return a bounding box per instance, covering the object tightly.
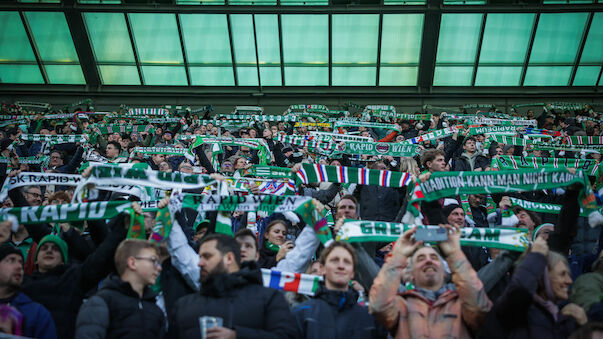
[369,250,492,338]
[169,262,298,339]
[452,152,490,171]
[294,284,387,339]
[75,274,165,339]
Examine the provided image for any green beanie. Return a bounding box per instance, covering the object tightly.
[35,235,68,264]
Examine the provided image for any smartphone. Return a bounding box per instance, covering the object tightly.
[415,227,448,242]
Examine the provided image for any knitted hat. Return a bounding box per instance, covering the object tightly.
[0,243,23,263]
[532,223,555,241]
[442,203,462,218]
[35,235,68,264]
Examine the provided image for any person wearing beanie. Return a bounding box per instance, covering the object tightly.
[0,243,56,339]
[21,211,131,339]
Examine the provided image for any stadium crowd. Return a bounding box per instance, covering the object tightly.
[0,101,602,338]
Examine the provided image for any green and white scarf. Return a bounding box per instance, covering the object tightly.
[240,165,292,179]
[509,197,590,217]
[92,124,155,135]
[334,121,401,132]
[0,119,28,128]
[402,127,461,144]
[0,172,82,202]
[334,141,419,157]
[255,115,298,122]
[469,118,537,126]
[127,108,169,116]
[131,147,192,161]
[0,156,49,165]
[287,104,329,113]
[0,201,132,225]
[20,134,88,144]
[308,131,374,142]
[562,136,603,146]
[295,163,412,188]
[492,155,600,176]
[336,221,530,252]
[469,126,517,135]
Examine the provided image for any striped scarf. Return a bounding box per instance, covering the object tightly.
[334,121,401,132]
[469,118,537,126]
[241,165,292,179]
[468,126,517,135]
[20,134,88,144]
[308,131,373,142]
[0,156,49,165]
[295,163,412,188]
[0,119,28,128]
[509,197,590,217]
[287,104,329,112]
[563,136,603,146]
[127,108,168,116]
[92,124,156,135]
[403,126,460,144]
[492,155,600,176]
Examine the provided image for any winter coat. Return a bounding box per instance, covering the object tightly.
[479,252,577,339]
[75,274,165,339]
[22,215,127,339]
[294,284,387,339]
[258,246,278,269]
[4,292,57,339]
[355,185,403,222]
[570,269,603,313]
[370,250,492,339]
[169,262,298,339]
[452,152,490,171]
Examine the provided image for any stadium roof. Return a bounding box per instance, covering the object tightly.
[0,0,601,97]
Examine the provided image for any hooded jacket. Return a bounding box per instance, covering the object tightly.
[3,292,57,339]
[169,262,298,339]
[294,284,387,339]
[75,274,165,339]
[452,151,490,171]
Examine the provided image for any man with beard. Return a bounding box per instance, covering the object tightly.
[169,234,298,338]
[370,225,492,338]
[0,244,56,338]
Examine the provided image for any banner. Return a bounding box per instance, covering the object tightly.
[20,134,88,144]
[335,141,419,157]
[261,269,322,296]
[492,155,600,176]
[295,163,412,188]
[0,201,131,224]
[337,221,530,252]
[509,197,589,217]
[0,172,82,202]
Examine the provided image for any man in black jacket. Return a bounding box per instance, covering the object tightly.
[293,242,386,339]
[452,137,490,172]
[169,234,298,338]
[75,239,165,338]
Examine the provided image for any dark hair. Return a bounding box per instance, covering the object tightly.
[421,149,445,168]
[234,229,258,251]
[463,136,476,146]
[199,234,241,266]
[107,141,122,153]
[319,241,356,268]
[512,206,542,226]
[337,194,358,211]
[50,150,65,160]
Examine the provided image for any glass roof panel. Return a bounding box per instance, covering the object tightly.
[25,12,79,63]
[99,65,140,85]
[84,13,135,63]
[45,65,85,84]
[189,67,235,86]
[0,12,37,63]
[573,66,600,86]
[180,14,231,65]
[255,15,281,67]
[379,66,417,86]
[479,13,534,64]
[228,0,276,5]
[237,66,259,86]
[384,0,425,4]
[176,0,225,4]
[524,66,572,86]
[18,0,60,3]
[142,66,187,85]
[443,0,485,3]
[284,66,328,86]
[475,66,522,86]
[380,14,423,65]
[282,15,328,65]
[580,13,603,63]
[129,13,183,64]
[332,67,376,86]
[332,14,379,65]
[260,67,282,86]
[0,65,44,84]
[230,15,257,65]
[529,13,588,64]
[78,0,121,3]
[281,0,328,5]
[436,13,483,64]
[433,66,473,86]
[543,0,593,3]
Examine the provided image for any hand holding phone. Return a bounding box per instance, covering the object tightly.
[414,227,448,242]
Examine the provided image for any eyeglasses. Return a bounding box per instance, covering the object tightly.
[50,155,62,159]
[134,257,162,268]
[24,191,42,199]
